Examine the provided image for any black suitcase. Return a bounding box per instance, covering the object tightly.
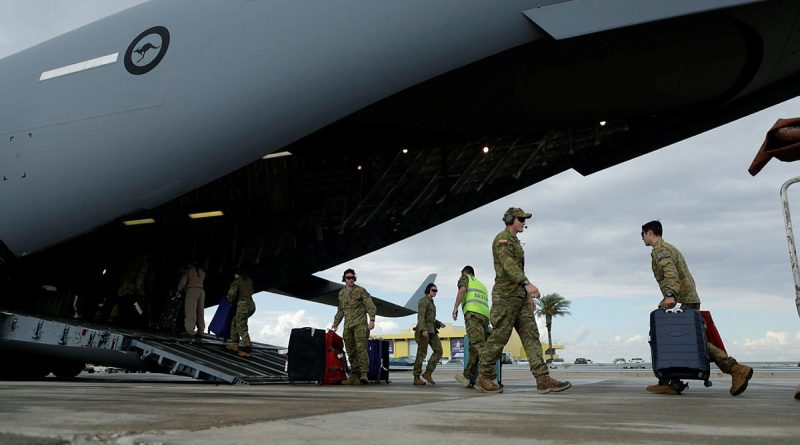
[649,306,711,388]
[287,327,326,383]
[367,339,390,383]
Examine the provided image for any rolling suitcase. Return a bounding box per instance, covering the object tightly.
[367,339,390,383]
[287,327,325,383]
[208,295,234,339]
[649,304,711,388]
[464,335,502,387]
[323,331,348,384]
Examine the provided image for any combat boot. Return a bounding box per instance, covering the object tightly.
[238,345,252,358]
[225,343,239,353]
[474,374,502,394]
[646,384,680,395]
[422,370,436,385]
[341,375,359,385]
[413,376,427,386]
[455,372,470,388]
[535,374,571,394]
[729,363,753,396]
[359,372,369,384]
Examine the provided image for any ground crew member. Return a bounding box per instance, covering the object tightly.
[331,268,376,385]
[226,270,256,358]
[475,208,571,394]
[178,260,206,336]
[452,265,490,387]
[414,283,445,385]
[642,220,753,396]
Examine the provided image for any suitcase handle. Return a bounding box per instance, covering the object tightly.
[665,303,683,313]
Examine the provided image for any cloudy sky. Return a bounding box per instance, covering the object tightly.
[4,1,800,363]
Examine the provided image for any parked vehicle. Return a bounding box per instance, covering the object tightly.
[574,358,588,365]
[613,358,627,364]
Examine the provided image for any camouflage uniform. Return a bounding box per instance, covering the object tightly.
[413,296,443,377]
[651,239,736,372]
[479,228,548,378]
[333,285,376,376]
[228,275,256,347]
[459,274,490,379]
[112,255,152,327]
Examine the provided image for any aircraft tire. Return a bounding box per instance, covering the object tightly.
[51,361,85,378]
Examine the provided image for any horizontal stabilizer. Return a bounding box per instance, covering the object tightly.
[269,273,436,318]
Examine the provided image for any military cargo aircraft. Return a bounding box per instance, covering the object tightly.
[2,0,800,381]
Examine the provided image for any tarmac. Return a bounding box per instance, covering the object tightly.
[0,370,798,445]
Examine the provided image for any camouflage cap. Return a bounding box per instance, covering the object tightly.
[504,207,532,223]
[510,208,532,218]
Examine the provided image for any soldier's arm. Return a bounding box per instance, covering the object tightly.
[654,251,680,297]
[361,288,377,322]
[452,285,466,318]
[497,244,528,284]
[227,279,239,304]
[332,292,345,327]
[177,272,188,292]
[135,264,148,293]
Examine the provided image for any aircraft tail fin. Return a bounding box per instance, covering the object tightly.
[404,273,437,312]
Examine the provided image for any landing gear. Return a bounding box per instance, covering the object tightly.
[51,361,85,378]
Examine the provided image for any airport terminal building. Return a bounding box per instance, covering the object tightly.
[376,325,564,362]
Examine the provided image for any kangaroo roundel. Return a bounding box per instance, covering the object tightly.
[125,26,170,75]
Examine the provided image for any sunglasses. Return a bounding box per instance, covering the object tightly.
[430,289,438,293]
[516,217,526,223]
[344,275,356,280]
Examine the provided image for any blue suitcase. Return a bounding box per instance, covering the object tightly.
[208,295,234,339]
[463,335,502,387]
[367,339,390,383]
[649,306,711,388]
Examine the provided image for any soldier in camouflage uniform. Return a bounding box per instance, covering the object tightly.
[642,220,753,396]
[110,254,152,327]
[452,266,490,387]
[475,208,571,394]
[226,270,256,358]
[414,283,445,385]
[332,268,377,384]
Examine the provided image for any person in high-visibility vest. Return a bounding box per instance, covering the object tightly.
[452,265,490,387]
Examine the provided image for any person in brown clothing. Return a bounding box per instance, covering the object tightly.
[178,260,206,336]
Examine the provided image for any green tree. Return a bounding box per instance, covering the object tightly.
[535,293,572,363]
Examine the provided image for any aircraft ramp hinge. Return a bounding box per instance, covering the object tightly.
[32,320,43,339]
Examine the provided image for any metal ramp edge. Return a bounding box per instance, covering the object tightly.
[130,337,288,385]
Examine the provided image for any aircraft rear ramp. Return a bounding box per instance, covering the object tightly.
[0,312,288,384]
[131,336,288,385]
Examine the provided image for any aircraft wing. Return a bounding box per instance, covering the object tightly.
[268,274,437,318]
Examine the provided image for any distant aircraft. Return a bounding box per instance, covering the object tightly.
[2,0,800,317]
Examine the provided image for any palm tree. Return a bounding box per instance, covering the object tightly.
[535,293,572,363]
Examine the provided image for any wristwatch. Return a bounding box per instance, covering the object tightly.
[665,291,674,298]
[522,279,530,286]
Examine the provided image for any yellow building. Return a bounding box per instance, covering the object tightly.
[375,325,564,361]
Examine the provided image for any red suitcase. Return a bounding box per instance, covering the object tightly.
[323,331,348,384]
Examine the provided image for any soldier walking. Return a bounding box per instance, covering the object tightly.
[226,270,256,358]
[452,266,490,387]
[413,283,445,385]
[331,268,377,385]
[642,220,753,395]
[475,208,571,394]
[178,260,206,336]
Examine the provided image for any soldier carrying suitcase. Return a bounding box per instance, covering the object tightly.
[642,220,753,396]
[331,268,377,385]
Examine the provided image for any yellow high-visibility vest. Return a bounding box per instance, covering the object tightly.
[462,275,489,318]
